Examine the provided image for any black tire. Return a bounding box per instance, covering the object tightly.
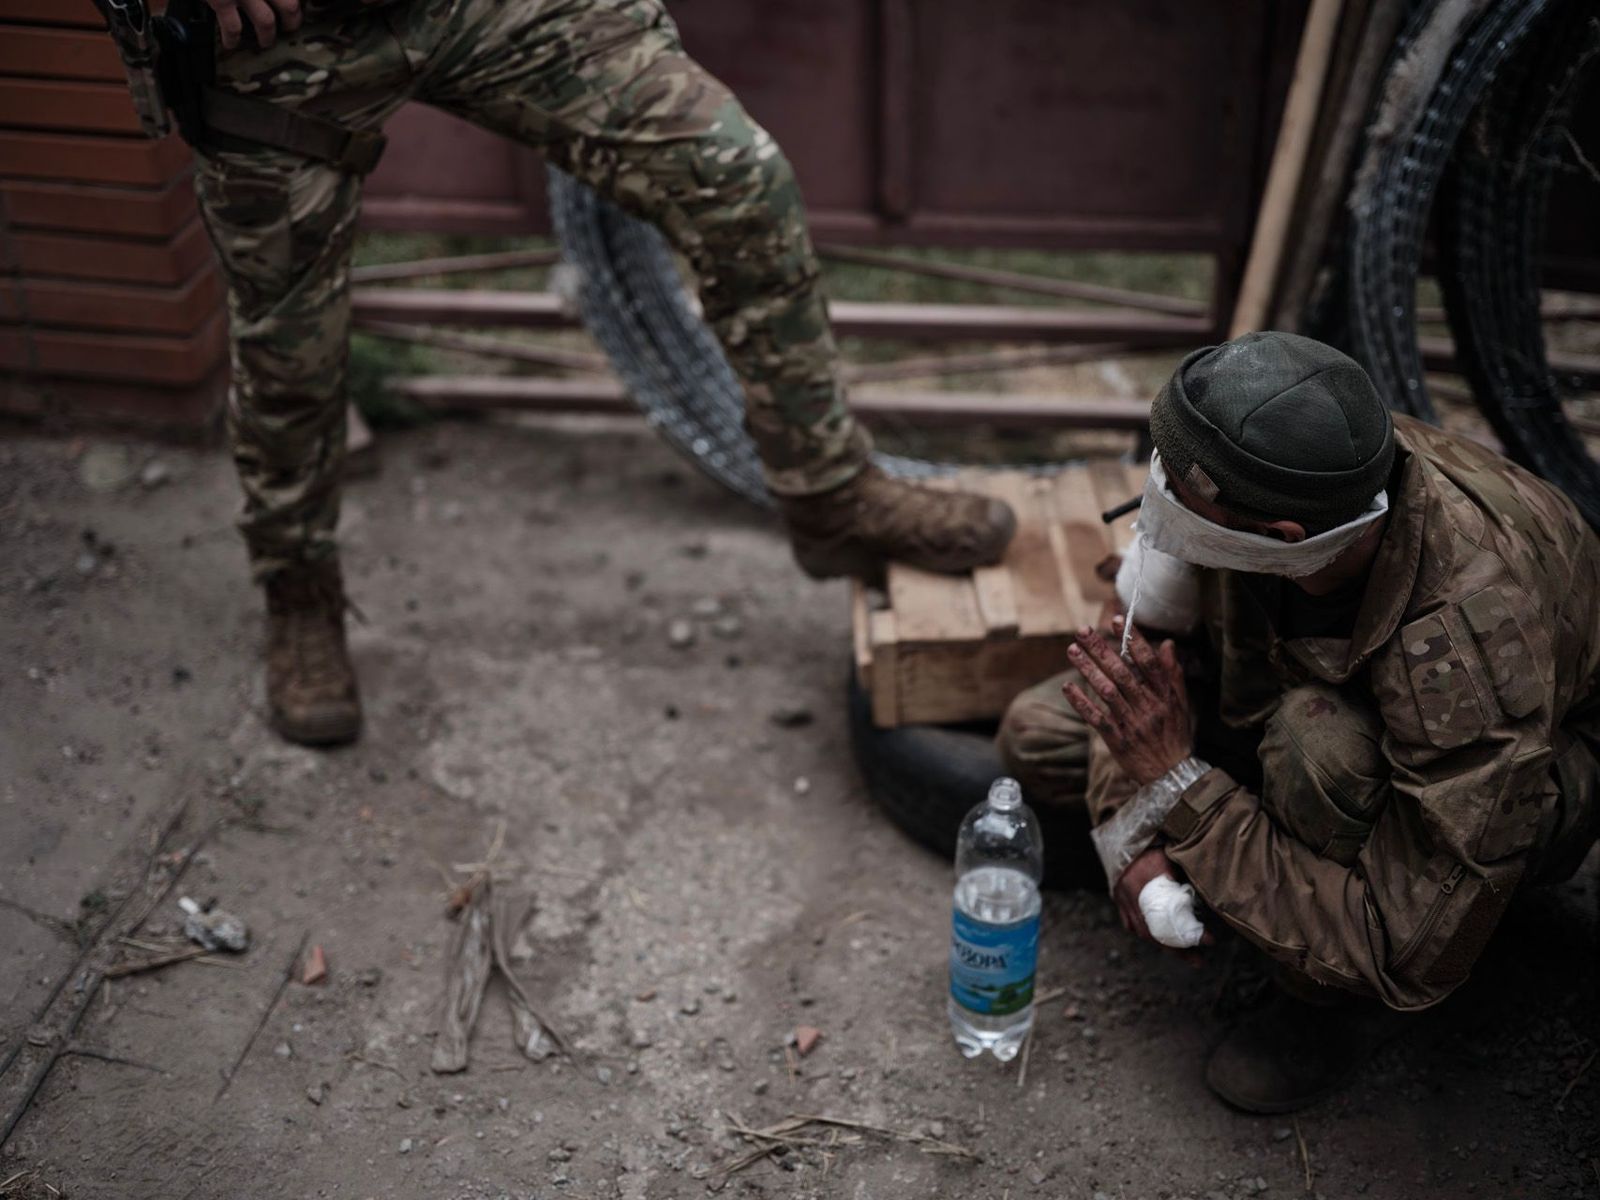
[846,671,1101,890]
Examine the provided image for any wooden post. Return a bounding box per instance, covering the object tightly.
[1229,0,1346,338]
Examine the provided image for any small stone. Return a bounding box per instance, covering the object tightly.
[690,597,723,619]
[595,1066,613,1085]
[1093,1193,1113,1200]
[752,1080,769,1095]
[789,1026,822,1057]
[710,615,743,640]
[1273,1127,1293,1142]
[1064,1004,1083,1021]
[139,459,171,489]
[399,1138,413,1155]
[273,1041,293,1059]
[78,444,137,492]
[548,1148,572,1163]
[793,776,812,795]
[929,1121,945,1138]
[1028,1166,1048,1186]
[306,1083,326,1105]
[679,997,701,1016]
[75,552,99,577]
[768,705,814,729]
[667,620,696,650]
[1080,1027,1099,1044]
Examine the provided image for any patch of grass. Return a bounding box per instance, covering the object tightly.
[346,332,438,428]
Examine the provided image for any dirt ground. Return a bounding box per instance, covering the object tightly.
[2,417,1597,1200]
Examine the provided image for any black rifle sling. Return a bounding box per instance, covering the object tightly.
[200,88,387,174]
[159,0,387,175]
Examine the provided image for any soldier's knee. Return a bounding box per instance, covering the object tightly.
[1259,683,1389,864]
[997,674,1089,804]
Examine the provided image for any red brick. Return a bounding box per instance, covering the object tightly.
[0,367,227,437]
[10,216,213,284]
[0,28,123,80]
[1,128,190,185]
[0,311,227,386]
[0,78,142,134]
[0,0,103,26]
[1,175,197,237]
[0,268,223,334]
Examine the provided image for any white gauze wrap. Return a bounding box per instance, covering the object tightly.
[1114,533,1200,636]
[1138,451,1388,578]
[1138,875,1205,949]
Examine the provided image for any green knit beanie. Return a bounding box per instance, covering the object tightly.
[1148,331,1394,530]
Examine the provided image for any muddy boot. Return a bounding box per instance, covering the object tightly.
[264,559,362,746]
[1205,988,1408,1114]
[778,465,1017,582]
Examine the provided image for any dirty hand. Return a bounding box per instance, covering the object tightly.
[204,0,301,50]
[1063,617,1191,786]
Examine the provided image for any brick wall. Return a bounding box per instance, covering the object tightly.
[1,0,227,436]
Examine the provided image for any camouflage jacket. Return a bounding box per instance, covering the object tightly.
[1159,415,1600,1009]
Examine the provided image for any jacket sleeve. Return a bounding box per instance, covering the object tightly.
[1161,607,1554,1010]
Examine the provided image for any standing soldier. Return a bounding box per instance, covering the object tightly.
[151,0,1016,744]
[998,332,1600,1112]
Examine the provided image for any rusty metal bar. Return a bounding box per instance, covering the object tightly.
[351,248,561,285]
[356,319,612,375]
[1419,336,1600,388]
[351,288,1208,344]
[818,243,1207,317]
[396,374,1150,428]
[1415,297,1600,324]
[845,342,1132,384]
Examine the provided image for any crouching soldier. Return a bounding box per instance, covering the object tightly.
[997,331,1600,1112]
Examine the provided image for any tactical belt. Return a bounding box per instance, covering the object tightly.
[201,87,387,174]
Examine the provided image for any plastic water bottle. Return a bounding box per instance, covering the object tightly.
[948,777,1043,1061]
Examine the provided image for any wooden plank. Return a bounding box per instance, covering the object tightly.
[0,28,124,80]
[1050,468,1117,617]
[0,79,141,134]
[1042,473,1094,627]
[868,610,899,728]
[1230,0,1345,335]
[851,584,873,692]
[886,561,986,643]
[983,473,1070,638]
[2,175,197,237]
[970,562,1020,638]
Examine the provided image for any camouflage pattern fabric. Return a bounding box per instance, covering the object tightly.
[998,416,1600,1009]
[194,0,871,578]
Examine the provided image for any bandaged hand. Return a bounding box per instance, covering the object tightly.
[1063,617,1193,786]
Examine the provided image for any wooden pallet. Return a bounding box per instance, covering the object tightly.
[852,461,1147,728]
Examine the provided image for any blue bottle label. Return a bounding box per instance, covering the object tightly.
[949,909,1038,1017]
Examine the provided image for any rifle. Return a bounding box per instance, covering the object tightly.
[91,0,170,138]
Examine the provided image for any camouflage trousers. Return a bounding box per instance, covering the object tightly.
[998,672,1600,878]
[194,0,872,579]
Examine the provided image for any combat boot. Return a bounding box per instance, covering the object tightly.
[264,559,362,746]
[778,465,1017,582]
[1204,988,1409,1114]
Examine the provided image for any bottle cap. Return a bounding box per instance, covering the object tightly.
[987,777,1023,811]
